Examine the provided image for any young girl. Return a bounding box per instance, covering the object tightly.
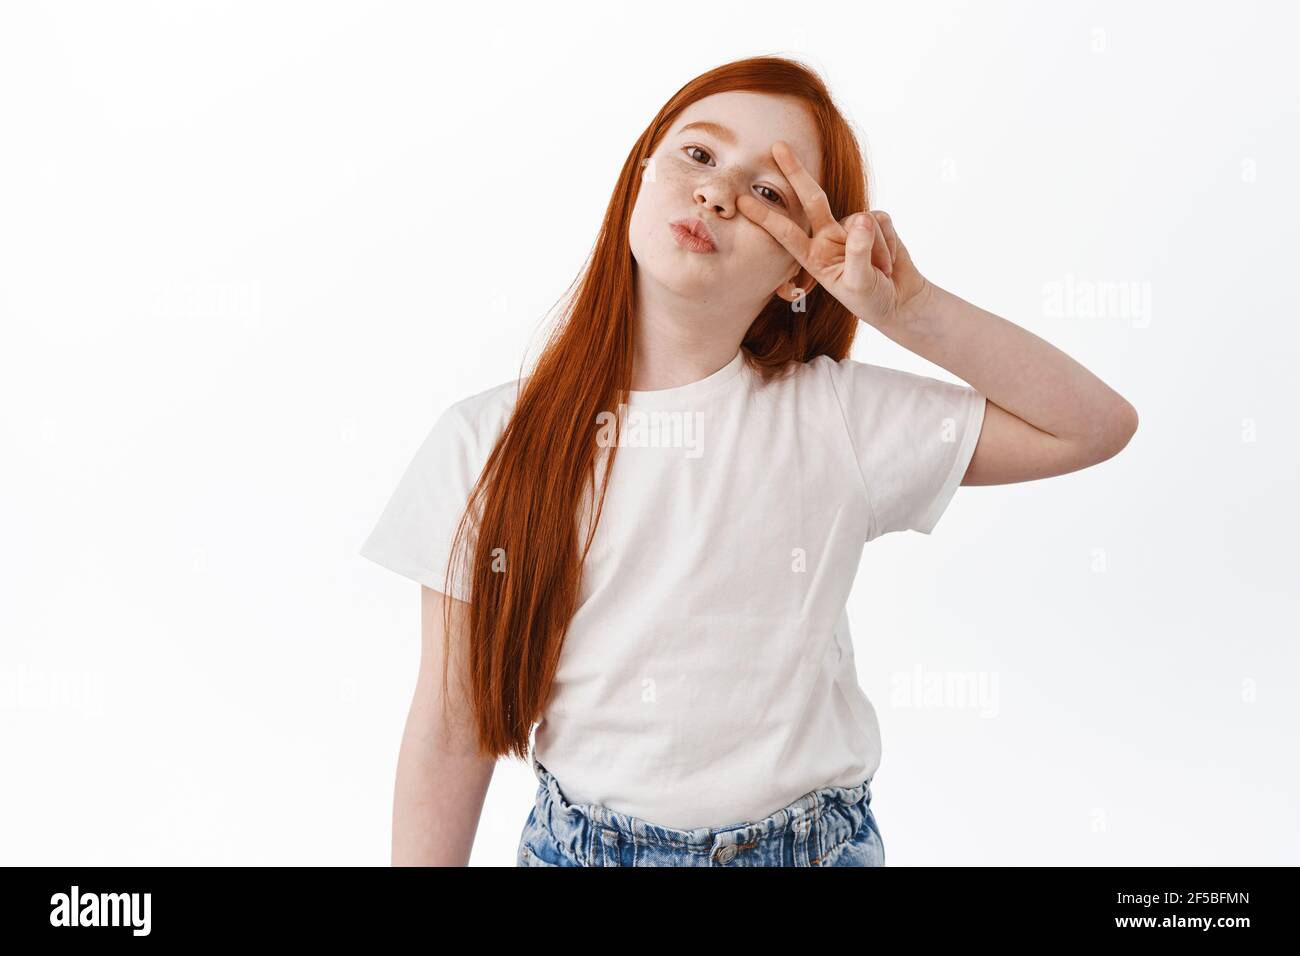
[360,56,1138,867]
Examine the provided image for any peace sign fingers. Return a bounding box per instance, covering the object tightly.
[735,193,814,270]
[771,140,840,237]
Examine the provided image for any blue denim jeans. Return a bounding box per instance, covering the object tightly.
[517,755,885,867]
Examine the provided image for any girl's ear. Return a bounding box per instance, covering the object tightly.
[778,269,818,302]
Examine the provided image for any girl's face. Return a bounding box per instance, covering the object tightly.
[628,90,825,321]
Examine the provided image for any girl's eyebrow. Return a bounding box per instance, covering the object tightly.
[674,119,790,182]
[678,120,738,145]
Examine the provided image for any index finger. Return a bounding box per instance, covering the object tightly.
[772,140,838,235]
[737,193,812,268]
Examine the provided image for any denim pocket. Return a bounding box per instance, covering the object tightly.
[517,803,582,867]
[518,842,557,867]
[816,801,885,867]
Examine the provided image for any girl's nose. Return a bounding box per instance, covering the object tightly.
[694,172,742,216]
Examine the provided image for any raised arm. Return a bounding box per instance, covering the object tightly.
[887,278,1140,487]
[734,141,1139,488]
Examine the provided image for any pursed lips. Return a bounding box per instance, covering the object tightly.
[670,216,718,250]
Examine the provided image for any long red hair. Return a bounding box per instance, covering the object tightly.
[440,54,872,758]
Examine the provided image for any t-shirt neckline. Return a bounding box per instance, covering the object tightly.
[625,347,747,409]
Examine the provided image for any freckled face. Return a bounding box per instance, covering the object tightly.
[628,90,824,307]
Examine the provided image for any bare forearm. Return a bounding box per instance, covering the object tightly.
[392,688,496,867]
[880,282,1138,451]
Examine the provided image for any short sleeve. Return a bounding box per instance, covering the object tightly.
[358,405,482,602]
[827,357,986,540]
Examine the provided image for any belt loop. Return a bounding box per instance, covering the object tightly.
[791,804,813,867]
[598,826,622,867]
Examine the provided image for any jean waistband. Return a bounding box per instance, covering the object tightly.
[529,752,873,848]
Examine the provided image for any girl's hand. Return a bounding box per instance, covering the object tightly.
[736,140,933,330]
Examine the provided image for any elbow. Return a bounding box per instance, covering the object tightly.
[1092,400,1139,462]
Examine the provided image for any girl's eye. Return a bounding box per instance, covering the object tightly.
[682,144,787,207]
[684,145,713,165]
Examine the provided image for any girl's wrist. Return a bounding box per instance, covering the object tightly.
[895,276,940,328]
[859,277,939,338]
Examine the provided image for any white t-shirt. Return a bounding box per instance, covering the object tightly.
[359,347,986,830]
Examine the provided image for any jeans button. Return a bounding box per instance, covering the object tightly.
[714,844,737,863]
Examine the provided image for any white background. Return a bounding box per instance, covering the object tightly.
[2,0,1296,865]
